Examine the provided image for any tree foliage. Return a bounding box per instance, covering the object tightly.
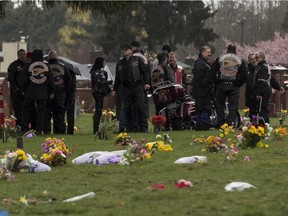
[0,2,66,51]
[206,0,287,56]
[0,1,131,18]
[226,32,288,65]
[98,1,217,59]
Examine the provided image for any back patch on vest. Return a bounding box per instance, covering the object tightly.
[219,53,241,79]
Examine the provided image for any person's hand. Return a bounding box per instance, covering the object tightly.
[111,91,116,96]
[144,84,150,90]
[279,87,285,94]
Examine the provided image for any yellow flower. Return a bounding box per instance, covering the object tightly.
[220,123,228,130]
[145,142,154,150]
[219,133,224,138]
[145,153,151,159]
[19,195,28,206]
[224,131,228,136]
[202,149,207,153]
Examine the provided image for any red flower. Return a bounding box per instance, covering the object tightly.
[149,115,166,127]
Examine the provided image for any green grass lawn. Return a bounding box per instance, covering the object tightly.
[1,113,288,216]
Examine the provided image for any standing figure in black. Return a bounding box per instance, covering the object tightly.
[21,49,54,134]
[245,53,257,113]
[207,44,248,128]
[65,69,77,135]
[250,51,284,123]
[191,46,212,130]
[112,44,150,133]
[91,57,113,134]
[7,49,27,129]
[44,50,72,134]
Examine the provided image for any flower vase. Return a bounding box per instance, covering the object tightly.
[154,126,160,134]
[2,131,7,143]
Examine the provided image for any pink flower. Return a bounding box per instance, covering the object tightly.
[175,179,193,188]
[243,156,250,162]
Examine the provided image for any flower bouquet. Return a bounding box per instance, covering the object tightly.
[206,135,227,152]
[115,132,132,147]
[96,109,118,140]
[0,149,51,176]
[273,126,288,143]
[40,137,70,166]
[124,138,153,163]
[242,108,250,118]
[1,116,17,142]
[237,121,265,149]
[149,115,166,134]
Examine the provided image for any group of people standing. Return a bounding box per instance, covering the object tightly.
[9,43,283,135]
[91,42,189,134]
[192,44,284,131]
[8,49,76,135]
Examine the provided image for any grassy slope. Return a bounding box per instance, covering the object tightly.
[1,113,288,216]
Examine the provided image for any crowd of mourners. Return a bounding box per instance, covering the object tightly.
[8,49,76,135]
[7,42,285,135]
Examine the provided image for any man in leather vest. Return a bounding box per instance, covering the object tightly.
[44,50,72,134]
[192,46,212,130]
[250,51,284,123]
[208,44,248,128]
[21,49,54,134]
[112,44,150,132]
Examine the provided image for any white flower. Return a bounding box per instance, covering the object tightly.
[242,126,248,132]
[156,135,162,139]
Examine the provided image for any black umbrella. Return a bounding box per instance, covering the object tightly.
[43,55,82,75]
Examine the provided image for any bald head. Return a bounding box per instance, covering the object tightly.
[48,50,58,60]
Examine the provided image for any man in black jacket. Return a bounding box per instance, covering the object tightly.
[192,46,212,130]
[21,49,54,134]
[112,44,150,132]
[7,49,27,129]
[44,50,72,134]
[207,44,248,128]
[250,51,284,123]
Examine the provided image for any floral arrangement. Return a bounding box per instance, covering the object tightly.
[115,132,132,147]
[1,116,17,142]
[206,135,227,152]
[40,137,70,166]
[273,126,288,143]
[175,179,193,188]
[123,138,153,163]
[101,109,116,122]
[149,115,166,128]
[96,109,118,140]
[145,134,173,151]
[242,108,249,117]
[0,152,15,181]
[236,121,265,149]
[224,144,238,161]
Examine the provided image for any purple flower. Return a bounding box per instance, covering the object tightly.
[108,155,121,164]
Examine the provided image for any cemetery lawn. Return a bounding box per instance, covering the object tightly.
[1,113,288,216]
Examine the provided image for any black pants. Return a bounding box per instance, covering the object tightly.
[21,98,47,134]
[122,84,147,132]
[44,93,66,134]
[249,90,272,124]
[93,92,104,134]
[215,83,239,127]
[66,94,75,134]
[12,90,25,127]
